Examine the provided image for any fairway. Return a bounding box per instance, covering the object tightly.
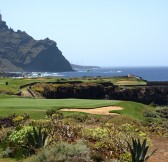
[0,97,119,118]
[0,96,153,120]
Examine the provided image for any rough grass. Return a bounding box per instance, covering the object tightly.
[0,158,16,162]
[0,77,147,95]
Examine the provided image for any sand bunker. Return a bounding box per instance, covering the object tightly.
[60,106,123,115]
[116,81,137,84]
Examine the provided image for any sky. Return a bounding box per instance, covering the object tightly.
[0,0,168,67]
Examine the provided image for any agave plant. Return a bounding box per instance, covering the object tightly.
[127,138,157,162]
[26,127,48,154]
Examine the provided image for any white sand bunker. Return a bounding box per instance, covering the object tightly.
[60,106,123,115]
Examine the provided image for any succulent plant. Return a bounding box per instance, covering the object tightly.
[27,127,48,154]
[127,138,156,162]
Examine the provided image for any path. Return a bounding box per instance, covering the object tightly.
[60,106,123,115]
[21,87,33,98]
[149,135,168,162]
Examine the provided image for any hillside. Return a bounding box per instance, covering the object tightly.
[0,14,73,72]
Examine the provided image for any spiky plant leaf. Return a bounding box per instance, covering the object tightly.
[127,138,156,162]
[42,132,48,146]
[27,131,35,146]
[139,139,147,160]
[145,149,157,161]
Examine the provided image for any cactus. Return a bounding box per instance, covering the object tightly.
[127,138,157,162]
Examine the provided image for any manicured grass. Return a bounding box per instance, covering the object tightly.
[0,95,153,120]
[0,77,149,120]
[110,101,153,120]
[102,77,147,85]
[0,78,57,94]
[0,96,119,119]
[0,98,119,109]
[68,77,147,85]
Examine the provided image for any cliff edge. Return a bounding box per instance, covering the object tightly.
[0,14,73,72]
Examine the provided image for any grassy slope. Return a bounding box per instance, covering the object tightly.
[0,95,152,120]
[0,77,147,95]
[0,97,119,119]
[0,78,57,94]
[111,101,153,120]
[0,77,148,119]
[102,77,147,85]
[66,77,147,85]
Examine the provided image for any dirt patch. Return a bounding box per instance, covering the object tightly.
[149,135,168,162]
[60,106,123,115]
[21,88,33,98]
[116,80,137,84]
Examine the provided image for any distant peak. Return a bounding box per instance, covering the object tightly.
[0,14,8,30]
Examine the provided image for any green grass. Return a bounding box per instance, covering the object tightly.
[0,95,153,120]
[102,77,147,85]
[0,158,16,162]
[0,77,149,120]
[0,78,58,94]
[110,101,153,120]
[0,96,119,119]
[0,77,147,95]
[68,76,147,85]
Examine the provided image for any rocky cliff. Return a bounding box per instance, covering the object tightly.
[0,14,73,72]
[33,82,168,105]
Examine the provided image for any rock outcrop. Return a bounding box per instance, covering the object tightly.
[33,81,168,105]
[0,14,73,72]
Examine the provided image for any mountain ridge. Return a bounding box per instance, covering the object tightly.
[0,14,73,72]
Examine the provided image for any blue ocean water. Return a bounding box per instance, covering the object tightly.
[42,67,168,81]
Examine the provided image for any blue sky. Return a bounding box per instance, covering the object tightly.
[0,0,168,66]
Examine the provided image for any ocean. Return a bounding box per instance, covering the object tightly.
[38,67,168,81]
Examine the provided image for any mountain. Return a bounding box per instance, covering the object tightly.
[0,14,73,72]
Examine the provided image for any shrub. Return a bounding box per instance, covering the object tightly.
[0,115,15,128]
[0,147,13,158]
[8,126,33,145]
[46,109,64,120]
[13,113,30,128]
[156,106,168,119]
[105,115,141,128]
[90,152,105,162]
[143,110,157,118]
[0,128,14,158]
[7,126,48,158]
[72,113,91,122]
[0,113,30,128]
[82,123,150,159]
[48,119,82,143]
[0,128,12,143]
[30,119,51,127]
[2,126,33,159]
[25,140,91,162]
